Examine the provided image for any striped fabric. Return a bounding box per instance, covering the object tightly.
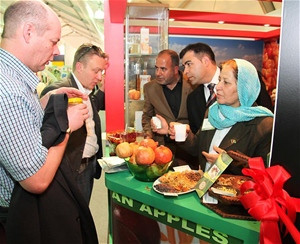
[0,48,48,207]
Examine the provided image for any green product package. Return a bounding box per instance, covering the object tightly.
[194,152,233,198]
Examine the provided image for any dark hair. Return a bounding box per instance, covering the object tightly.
[73,43,107,70]
[179,42,216,64]
[157,49,179,67]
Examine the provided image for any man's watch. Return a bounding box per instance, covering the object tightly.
[66,127,72,135]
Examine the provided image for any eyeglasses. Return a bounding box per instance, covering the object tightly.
[77,45,106,62]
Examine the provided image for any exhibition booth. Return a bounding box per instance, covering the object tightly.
[1,0,299,243]
[101,0,299,243]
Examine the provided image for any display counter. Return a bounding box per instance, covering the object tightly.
[105,170,260,244]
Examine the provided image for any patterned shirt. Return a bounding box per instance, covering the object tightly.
[0,48,48,207]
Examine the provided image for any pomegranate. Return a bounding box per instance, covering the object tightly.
[154,145,173,165]
[129,142,139,154]
[129,153,137,164]
[135,146,155,165]
[128,89,140,100]
[139,138,158,150]
[116,142,132,158]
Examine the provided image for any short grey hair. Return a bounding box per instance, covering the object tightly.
[1,0,49,38]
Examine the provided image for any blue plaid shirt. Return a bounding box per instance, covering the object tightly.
[0,49,48,207]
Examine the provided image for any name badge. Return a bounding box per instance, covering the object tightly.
[201,118,215,131]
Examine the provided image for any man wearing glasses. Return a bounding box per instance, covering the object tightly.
[41,44,108,204]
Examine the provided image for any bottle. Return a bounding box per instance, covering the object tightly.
[136,74,141,91]
[142,61,148,75]
[134,59,141,91]
[140,61,151,100]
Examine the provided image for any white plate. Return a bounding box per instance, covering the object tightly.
[152,176,196,197]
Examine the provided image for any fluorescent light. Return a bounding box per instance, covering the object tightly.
[218,20,225,24]
[169,18,175,22]
[264,24,270,27]
[169,34,256,41]
[95,9,104,20]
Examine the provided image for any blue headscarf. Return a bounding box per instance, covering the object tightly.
[208,59,274,129]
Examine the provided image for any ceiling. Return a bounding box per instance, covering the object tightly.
[122,0,282,40]
[0,0,282,48]
[0,0,105,46]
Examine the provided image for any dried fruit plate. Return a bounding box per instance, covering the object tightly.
[207,174,252,205]
[153,170,203,197]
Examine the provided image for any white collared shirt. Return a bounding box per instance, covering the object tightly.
[72,72,92,96]
[203,126,232,204]
[204,67,220,102]
[72,73,99,158]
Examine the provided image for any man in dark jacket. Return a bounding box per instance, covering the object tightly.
[142,49,198,168]
[6,94,98,244]
[41,43,108,203]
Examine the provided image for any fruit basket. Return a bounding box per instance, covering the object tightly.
[125,160,172,182]
[115,138,174,181]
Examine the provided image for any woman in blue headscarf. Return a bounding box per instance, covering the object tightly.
[168,58,274,174]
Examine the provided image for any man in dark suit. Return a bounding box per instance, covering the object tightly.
[179,43,220,134]
[142,49,196,168]
[41,43,108,203]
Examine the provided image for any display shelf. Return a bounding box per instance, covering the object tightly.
[124,3,169,128]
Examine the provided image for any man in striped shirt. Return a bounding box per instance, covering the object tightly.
[0,0,88,227]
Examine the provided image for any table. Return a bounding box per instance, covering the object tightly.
[105,170,260,244]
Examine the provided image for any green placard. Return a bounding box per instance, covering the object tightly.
[195,152,233,198]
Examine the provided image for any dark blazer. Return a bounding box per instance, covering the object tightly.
[186,84,206,134]
[6,94,98,244]
[256,73,274,112]
[142,73,193,146]
[182,116,274,174]
[41,74,104,176]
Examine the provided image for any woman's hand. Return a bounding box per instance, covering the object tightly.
[202,145,225,164]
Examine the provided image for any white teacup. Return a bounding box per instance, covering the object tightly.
[152,116,162,129]
[174,124,186,142]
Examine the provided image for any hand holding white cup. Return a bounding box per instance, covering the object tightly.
[174,123,187,142]
[152,116,162,129]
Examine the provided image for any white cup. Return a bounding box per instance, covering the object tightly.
[174,124,186,142]
[152,116,162,129]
